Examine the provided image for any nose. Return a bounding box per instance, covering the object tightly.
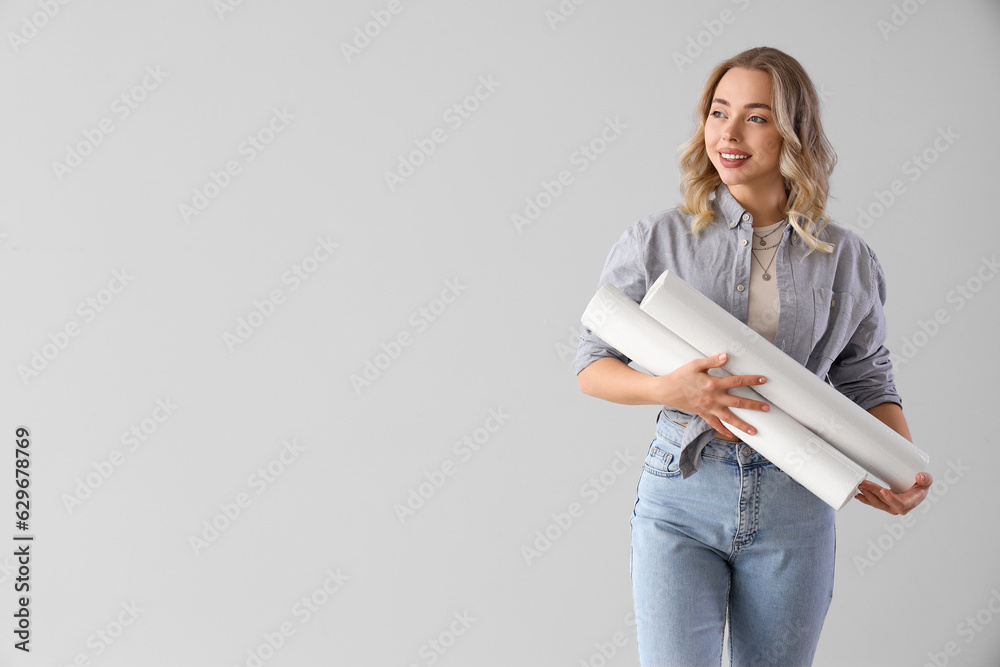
[721,116,741,142]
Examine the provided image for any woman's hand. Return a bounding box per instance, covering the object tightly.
[854,473,933,514]
[648,351,769,439]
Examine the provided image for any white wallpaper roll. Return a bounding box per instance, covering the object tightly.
[581,283,867,510]
[639,270,930,493]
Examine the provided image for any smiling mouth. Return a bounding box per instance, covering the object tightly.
[720,152,751,160]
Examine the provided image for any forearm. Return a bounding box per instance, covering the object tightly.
[577,357,660,406]
[866,401,912,442]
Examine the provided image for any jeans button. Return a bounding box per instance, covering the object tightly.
[742,445,754,457]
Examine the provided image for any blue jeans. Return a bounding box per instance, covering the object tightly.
[630,411,836,666]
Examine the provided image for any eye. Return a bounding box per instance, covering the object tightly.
[710,110,725,119]
[749,115,767,123]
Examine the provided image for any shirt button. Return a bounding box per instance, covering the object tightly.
[736,284,745,292]
[831,298,836,308]
[742,446,754,457]
[741,213,750,221]
[740,239,748,246]
[729,220,737,228]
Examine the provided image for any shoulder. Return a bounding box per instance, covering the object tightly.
[629,203,704,243]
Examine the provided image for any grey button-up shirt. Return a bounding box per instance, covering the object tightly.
[573,182,903,478]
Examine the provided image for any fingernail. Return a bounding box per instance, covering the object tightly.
[758,377,766,383]
[719,352,727,360]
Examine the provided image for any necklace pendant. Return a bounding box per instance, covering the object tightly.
[759,238,766,246]
[762,272,771,281]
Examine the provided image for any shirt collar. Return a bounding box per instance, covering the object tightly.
[712,182,799,245]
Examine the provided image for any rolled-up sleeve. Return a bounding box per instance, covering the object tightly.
[572,222,649,376]
[826,246,903,409]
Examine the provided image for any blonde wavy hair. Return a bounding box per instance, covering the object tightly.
[676,46,837,255]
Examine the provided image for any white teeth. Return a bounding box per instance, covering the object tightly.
[721,153,749,160]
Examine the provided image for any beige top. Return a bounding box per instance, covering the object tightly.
[747,218,786,344]
[679,217,788,443]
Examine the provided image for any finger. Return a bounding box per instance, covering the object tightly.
[893,483,931,512]
[876,488,905,514]
[723,394,770,413]
[706,416,735,439]
[719,411,756,437]
[879,478,931,509]
[695,352,730,372]
[865,488,897,514]
[725,374,768,390]
[861,480,921,514]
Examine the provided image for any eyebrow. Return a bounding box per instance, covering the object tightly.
[712,98,771,111]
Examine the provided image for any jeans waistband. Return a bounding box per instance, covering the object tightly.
[656,410,769,464]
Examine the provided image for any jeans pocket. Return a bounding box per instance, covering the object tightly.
[642,442,682,478]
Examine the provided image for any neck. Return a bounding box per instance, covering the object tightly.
[727,181,788,228]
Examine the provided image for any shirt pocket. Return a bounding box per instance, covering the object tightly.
[809,287,860,362]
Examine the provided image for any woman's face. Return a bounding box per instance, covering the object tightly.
[704,67,784,191]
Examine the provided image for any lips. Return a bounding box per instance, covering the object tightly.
[718,150,752,169]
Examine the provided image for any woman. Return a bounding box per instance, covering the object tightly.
[573,47,933,666]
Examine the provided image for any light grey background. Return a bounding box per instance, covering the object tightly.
[1,0,998,665]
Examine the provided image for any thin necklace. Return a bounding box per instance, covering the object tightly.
[753,219,787,246]
[751,244,779,281]
[750,219,786,280]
